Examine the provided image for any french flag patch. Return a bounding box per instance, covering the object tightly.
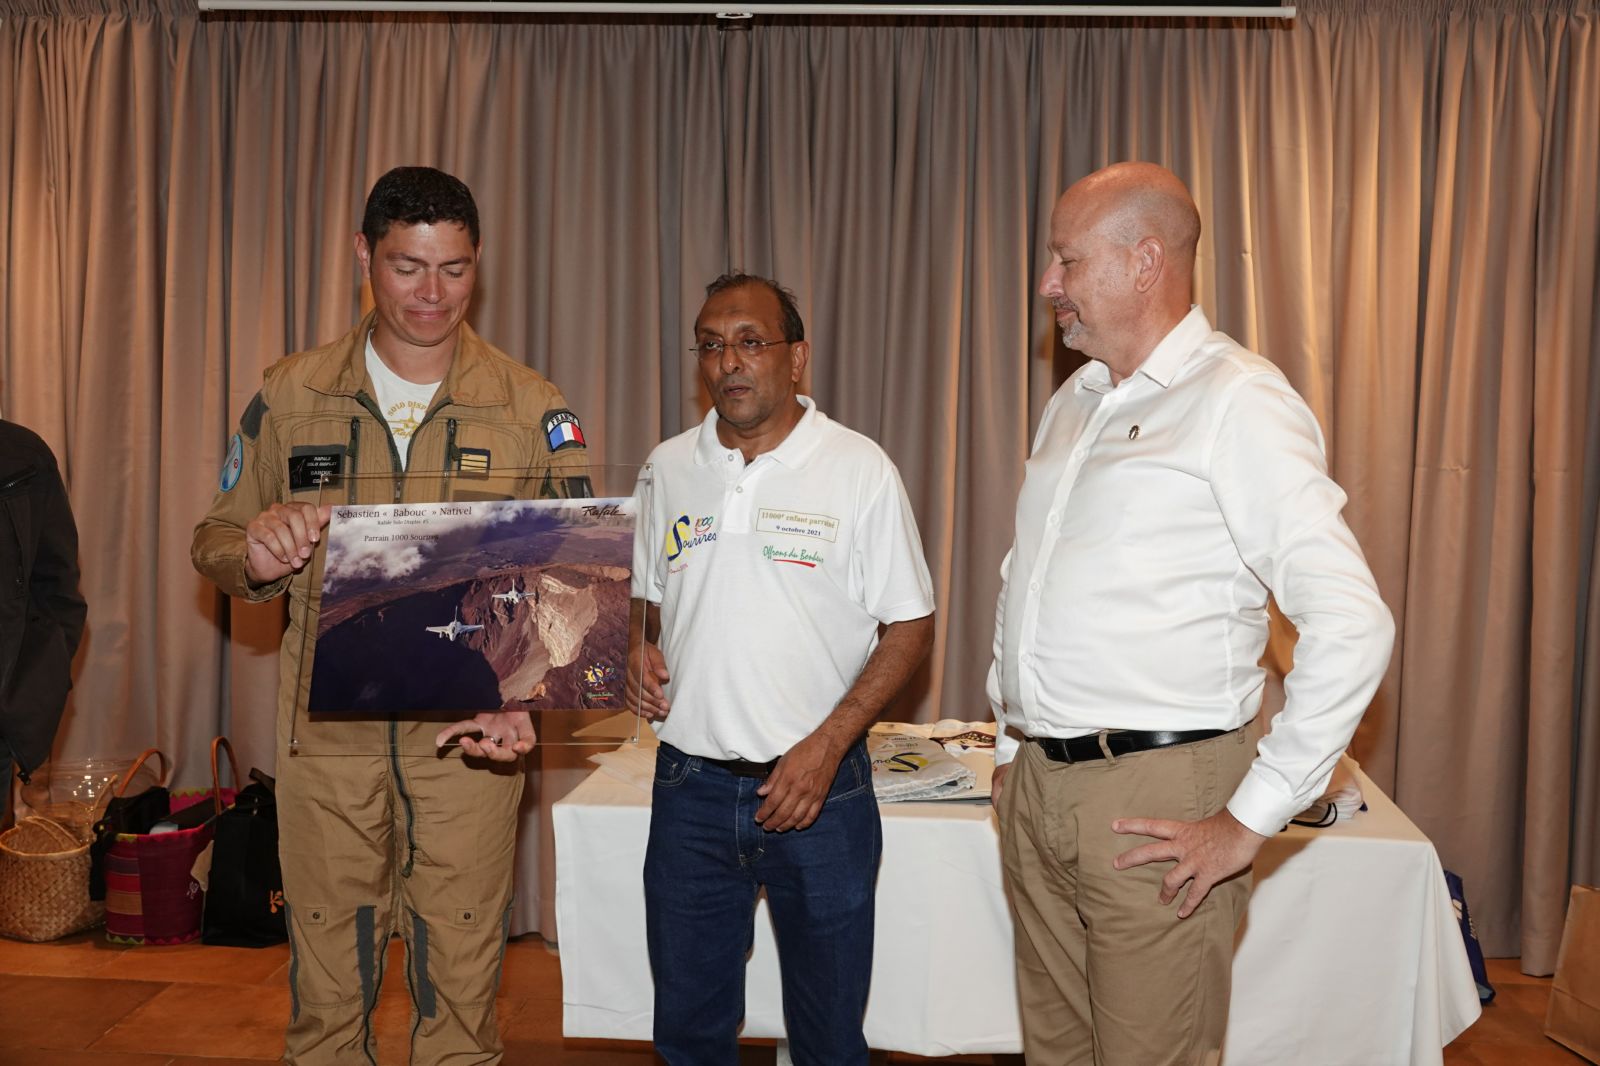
[543,409,586,452]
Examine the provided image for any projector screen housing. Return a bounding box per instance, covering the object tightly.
[197,1,1295,17]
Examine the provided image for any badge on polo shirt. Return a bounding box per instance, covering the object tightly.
[756,508,840,543]
[542,409,586,452]
[665,513,718,564]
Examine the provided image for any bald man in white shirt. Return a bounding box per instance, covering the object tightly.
[987,162,1395,1065]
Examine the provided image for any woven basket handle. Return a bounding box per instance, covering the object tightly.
[21,816,80,848]
[209,736,243,816]
[114,748,170,798]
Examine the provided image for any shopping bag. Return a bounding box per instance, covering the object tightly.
[1443,869,1495,1004]
[102,739,239,945]
[1546,884,1600,1063]
[201,765,286,947]
[88,748,170,900]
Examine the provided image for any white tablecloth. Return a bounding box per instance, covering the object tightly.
[554,759,1480,1064]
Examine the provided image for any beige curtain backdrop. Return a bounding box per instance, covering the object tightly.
[2,0,1596,968]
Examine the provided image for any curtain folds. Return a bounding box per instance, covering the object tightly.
[3,4,1596,962]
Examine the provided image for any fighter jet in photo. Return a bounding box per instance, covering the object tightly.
[492,580,532,608]
[425,607,483,643]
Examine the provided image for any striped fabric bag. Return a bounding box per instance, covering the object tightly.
[102,740,240,945]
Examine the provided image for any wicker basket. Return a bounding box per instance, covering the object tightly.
[0,816,104,942]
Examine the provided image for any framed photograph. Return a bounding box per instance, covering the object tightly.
[305,495,635,716]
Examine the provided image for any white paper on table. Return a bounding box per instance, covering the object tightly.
[1292,753,1366,825]
[869,720,996,801]
[587,744,657,793]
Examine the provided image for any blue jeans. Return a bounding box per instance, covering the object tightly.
[644,740,882,1066]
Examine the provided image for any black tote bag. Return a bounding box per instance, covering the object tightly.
[200,764,286,947]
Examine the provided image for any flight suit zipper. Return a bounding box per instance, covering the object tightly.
[345,418,360,505]
[350,391,459,877]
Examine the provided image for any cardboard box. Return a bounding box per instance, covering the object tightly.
[1547,884,1600,1063]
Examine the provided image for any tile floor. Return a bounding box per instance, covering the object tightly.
[0,935,1582,1064]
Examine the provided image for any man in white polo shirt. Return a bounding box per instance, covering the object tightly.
[988,162,1395,1064]
[627,273,936,1066]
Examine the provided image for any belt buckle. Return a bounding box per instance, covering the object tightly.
[1037,736,1073,764]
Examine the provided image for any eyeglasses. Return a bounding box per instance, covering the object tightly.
[689,338,789,358]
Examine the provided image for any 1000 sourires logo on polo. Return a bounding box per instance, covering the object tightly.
[755,508,840,542]
[763,545,824,568]
[665,514,717,571]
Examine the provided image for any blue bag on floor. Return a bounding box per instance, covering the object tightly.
[1444,869,1495,1004]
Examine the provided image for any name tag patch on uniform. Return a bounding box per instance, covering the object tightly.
[543,409,586,452]
[288,447,346,492]
[219,434,244,492]
[755,508,840,543]
[456,447,491,475]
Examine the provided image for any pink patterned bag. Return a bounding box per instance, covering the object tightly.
[103,740,240,945]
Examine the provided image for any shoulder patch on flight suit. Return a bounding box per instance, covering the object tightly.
[219,434,245,492]
[239,391,269,440]
[542,409,586,452]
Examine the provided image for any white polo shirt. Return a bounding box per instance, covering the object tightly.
[633,396,935,762]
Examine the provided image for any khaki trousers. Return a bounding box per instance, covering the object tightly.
[999,728,1256,1066]
[276,748,524,1066]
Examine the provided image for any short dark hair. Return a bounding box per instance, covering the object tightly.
[361,167,480,249]
[704,273,805,343]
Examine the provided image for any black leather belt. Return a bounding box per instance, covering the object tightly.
[1028,728,1230,764]
[700,755,780,778]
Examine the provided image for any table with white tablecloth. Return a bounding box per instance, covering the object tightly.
[554,754,1481,1064]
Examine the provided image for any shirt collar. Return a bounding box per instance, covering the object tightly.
[1074,305,1212,394]
[307,310,511,408]
[694,395,825,468]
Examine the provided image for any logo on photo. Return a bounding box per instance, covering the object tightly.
[581,662,617,706]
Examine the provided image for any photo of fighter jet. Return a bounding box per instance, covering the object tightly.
[309,494,636,716]
[425,607,483,642]
[492,581,532,608]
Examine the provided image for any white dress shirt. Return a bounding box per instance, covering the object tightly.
[986,307,1394,835]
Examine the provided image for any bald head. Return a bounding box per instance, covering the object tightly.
[1067,162,1201,281]
[1038,162,1202,381]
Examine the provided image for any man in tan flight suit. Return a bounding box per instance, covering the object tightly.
[193,166,588,1065]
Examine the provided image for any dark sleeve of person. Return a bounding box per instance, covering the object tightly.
[27,441,87,660]
[0,423,87,780]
